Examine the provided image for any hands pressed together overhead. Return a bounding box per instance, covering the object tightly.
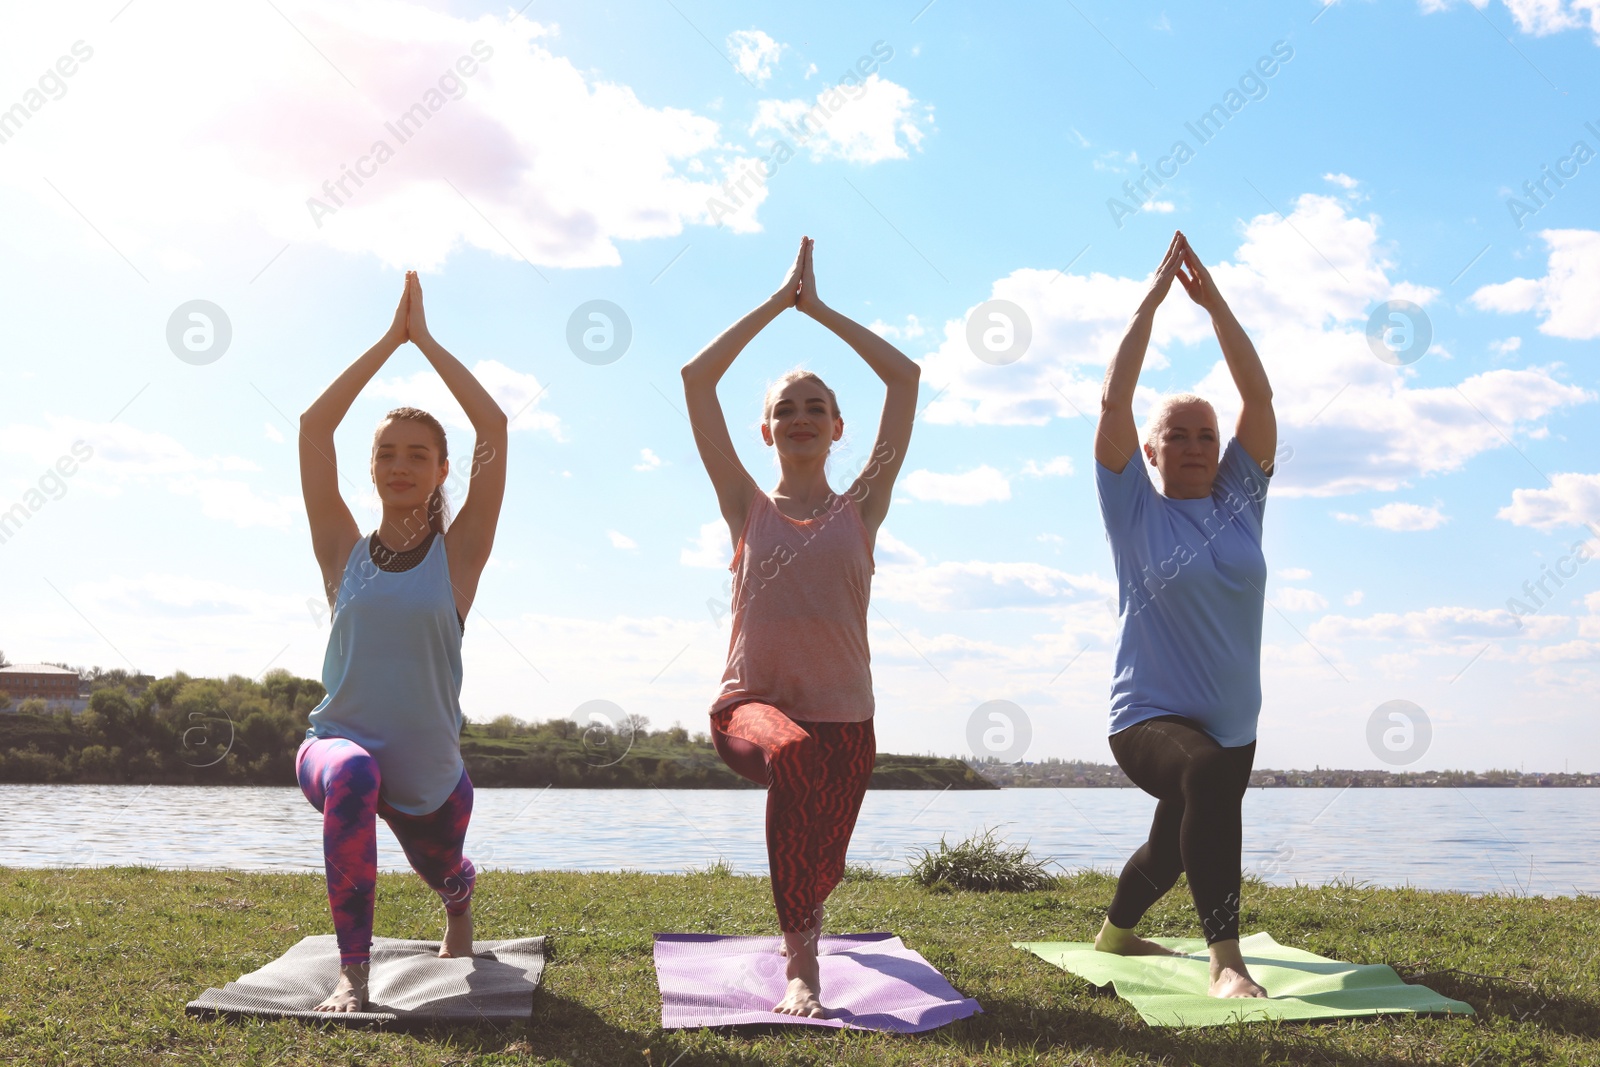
[386,270,433,346]
[773,236,826,317]
[1147,230,1225,315]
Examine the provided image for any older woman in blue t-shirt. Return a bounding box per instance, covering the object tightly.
[1091,231,1278,999]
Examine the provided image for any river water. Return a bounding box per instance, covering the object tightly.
[4,785,1595,897]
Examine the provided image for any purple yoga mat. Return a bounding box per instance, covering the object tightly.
[654,932,982,1032]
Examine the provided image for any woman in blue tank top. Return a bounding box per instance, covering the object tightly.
[1090,232,1278,999]
[297,271,508,1012]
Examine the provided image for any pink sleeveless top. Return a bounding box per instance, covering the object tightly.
[711,490,876,723]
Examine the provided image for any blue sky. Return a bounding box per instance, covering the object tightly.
[2,0,1599,773]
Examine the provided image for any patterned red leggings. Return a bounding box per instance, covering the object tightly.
[296,736,476,967]
[710,703,876,935]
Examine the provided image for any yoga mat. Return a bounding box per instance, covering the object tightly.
[186,934,545,1029]
[1014,931,1475,1028]
[655,932,982,1032]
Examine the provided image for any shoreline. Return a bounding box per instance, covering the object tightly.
[11,864,1595,900]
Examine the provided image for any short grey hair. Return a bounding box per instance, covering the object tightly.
[1142,393,1217,449]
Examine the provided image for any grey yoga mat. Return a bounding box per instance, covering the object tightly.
[186,934,546,1028]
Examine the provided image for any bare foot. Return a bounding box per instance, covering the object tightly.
[778,904,824,957]
[774,976,826,1017]
[772,931,827,1017]
[1094,918,1187,957]
[313,963,369,1012]
[1208,939,1267,998]
[439,908,474,959]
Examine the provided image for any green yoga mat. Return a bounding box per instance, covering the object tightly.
[1014,932,1475,1028]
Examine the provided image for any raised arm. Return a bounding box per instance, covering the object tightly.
[404,271,509,620]
[299,285,410,604]
[1174,238,1276,474]
[681,242,804,543]
[1096,231,1187,475]
[794,238,921,535]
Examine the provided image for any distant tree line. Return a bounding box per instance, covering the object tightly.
[0,670,991,789]
[0,669,324,784]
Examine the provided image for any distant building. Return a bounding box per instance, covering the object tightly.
[0,664,82,709]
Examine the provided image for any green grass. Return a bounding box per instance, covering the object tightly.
[2,866,1597,1066]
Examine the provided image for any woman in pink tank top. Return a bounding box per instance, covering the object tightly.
[681,236,921,1019]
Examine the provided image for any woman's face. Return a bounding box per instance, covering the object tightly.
[371,419,448,512]
[762,379,841,458]
[1145,402,1218,499]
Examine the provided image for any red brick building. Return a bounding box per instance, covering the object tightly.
[0,664,82,705]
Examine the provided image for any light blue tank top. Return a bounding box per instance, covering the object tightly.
[306,534,465,815]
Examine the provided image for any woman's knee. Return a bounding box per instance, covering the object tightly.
[711,724,768,784]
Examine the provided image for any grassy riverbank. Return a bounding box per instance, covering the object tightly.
[3,867,1596,1066]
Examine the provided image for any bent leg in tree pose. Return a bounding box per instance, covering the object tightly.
[682,236,919,1016]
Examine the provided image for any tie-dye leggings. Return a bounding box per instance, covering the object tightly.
[296,736,477,967]
[710,702,876,936]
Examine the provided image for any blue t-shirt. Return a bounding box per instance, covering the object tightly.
[1094,437,1272,747]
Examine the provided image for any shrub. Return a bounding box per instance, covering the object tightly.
[908,827,1058,892]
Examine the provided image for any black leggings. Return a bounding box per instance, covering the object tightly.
[1106,715,1256,944]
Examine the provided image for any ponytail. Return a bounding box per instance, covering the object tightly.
[426,485,448,535]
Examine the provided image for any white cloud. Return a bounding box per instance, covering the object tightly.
[681,520,731,569]
[873,527,925,567]
[1020,456,1074,478]
[371,359,562,440]
[1471,229,1600,339]
[0,415,253,481]
[0,1,767,273]
[264,422,285,443]
[1421,0,1600,42]
[750,74,932,164]
[0,415,295,529]
[875,558,1114,613]
[1370,502,1448,531]
[1497,473,1600,530]
[727,29,784,85]
[868,314,927,341]
[1093,149,1138,173]
[167,476,300,530]
[914,192,1592,498]
[1344,589,1365,606]
[1142,200,1175,213]
[1276,587,1329,612]
[607,529,637,550]
[902,465,1011,505]
[1278,567,1313,580]
[1310,605,1527,645]
[1490,336,1522,354]
[1324,172,1360,189]
[634,448,663,471]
